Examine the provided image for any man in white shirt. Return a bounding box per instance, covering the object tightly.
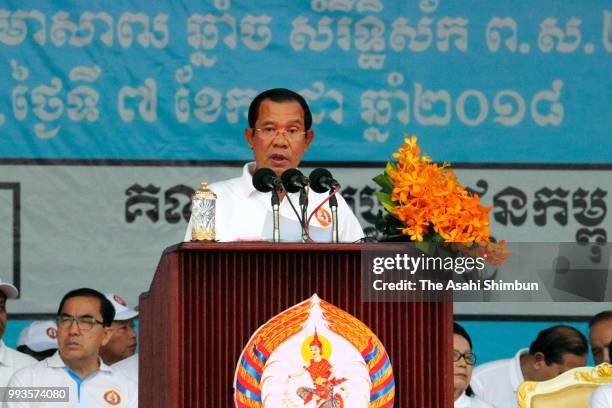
[589,310,612,365]
[185,88,364,243]
[5,288,137,407]
[471,325,588,408]
[100,293,138,366]
[112,353,138,384]
[0,279,36,387]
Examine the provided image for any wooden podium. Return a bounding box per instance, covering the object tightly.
[139,242,453,407]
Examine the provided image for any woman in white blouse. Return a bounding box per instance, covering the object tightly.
[454,323,494,408]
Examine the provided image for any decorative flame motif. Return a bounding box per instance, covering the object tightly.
[234,295,395,408]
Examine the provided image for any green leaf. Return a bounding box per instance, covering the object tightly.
[415,241,435,255]
[372,173,393,193]
[374,191,397,213]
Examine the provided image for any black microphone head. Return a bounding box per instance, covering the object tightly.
[309,168,334,193]
[281,168,306,193]
[252,168,277,192]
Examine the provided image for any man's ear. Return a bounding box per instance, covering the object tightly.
[533,352,546,369]
[101,326,113,347]
[244,128,254,149]
[304,129,315,149]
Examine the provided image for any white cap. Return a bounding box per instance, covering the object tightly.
[105,293,138,321]
[17,320,58,352]
[0,279,18,299]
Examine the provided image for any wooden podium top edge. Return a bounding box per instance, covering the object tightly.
[164,241,364,255]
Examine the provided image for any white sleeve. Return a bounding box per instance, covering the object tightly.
[589,386,612,408]
[184,216,193,242]
[337,195,364,243]
[3,371,29,408]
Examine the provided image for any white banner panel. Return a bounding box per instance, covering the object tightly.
[0,162,610,315]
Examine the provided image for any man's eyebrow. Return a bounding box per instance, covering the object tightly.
[60,313,97,319]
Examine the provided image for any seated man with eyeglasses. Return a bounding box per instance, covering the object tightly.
[184,88,364,243]
[471,325,588,408]
[5,288,137,407]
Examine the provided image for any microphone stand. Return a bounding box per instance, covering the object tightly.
[329,192,338,243]
[271,188,280,243]
[299,185,309,242]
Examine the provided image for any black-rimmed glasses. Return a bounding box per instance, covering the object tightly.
[453,350,476,365]
[56,313,104,331]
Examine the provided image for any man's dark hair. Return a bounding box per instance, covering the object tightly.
[529,325,587,365]
[57,288,115,327]
[589,310,612,328]
[247,88,312,130]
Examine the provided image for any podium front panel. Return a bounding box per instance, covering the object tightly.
[140,243,453,407]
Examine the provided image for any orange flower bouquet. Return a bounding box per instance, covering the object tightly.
[373,135,508,265]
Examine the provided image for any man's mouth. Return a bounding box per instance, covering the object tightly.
[269,154,288,164]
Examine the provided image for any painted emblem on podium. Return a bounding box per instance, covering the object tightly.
[234,294,395,407]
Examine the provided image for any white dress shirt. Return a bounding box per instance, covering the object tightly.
[4,351,137,407]
[0,341,36,387]
[471,348,528,408]
[455,392,495,407]
[112,354,138,384]
[185,162,364,243]
[590,384,612,408]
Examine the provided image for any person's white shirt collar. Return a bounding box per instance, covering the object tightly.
[455,392,471,407]
[49,351,113,374]
[240,162,259,198]
[510,348,528,392]
[0,340,14,367]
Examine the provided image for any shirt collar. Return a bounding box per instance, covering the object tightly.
[48,351,113,373]
[0,340,13,366]
[510,348,528,391]
[455,392,470,407]
[240,162,258,197]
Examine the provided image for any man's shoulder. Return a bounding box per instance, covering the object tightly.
[5,347,37,368]
[8,358,54,384]
[209,176,247,196]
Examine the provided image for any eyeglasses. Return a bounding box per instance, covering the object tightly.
[453,350,476,365]
[254,126,306,139]
[57,313,104,331]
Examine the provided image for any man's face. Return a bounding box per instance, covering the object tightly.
[533,352,586,381]
[0,293,6,340]
[590,320,612,365]
[245,99,314,176]
[101,319,137,364]
[57,296,112,367]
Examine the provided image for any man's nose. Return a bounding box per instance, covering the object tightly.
[68,320,81,335]
[271,132,290,147]
[127,324,137,339]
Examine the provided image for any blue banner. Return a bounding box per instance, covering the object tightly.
[0,0,610,162]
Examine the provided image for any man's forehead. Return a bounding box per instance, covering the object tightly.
[61,296,102,315]
[257,100,305,122]
[590,319,612,336]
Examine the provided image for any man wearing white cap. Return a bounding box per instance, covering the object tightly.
[16,320,58,361]
[100,294,138,370]
[0,279,36,387]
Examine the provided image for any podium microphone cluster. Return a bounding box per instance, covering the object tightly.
[252,167,341,243]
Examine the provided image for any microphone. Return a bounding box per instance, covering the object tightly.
[252,168,282,192]
[309,168,339,193]
[281,169,308,193]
